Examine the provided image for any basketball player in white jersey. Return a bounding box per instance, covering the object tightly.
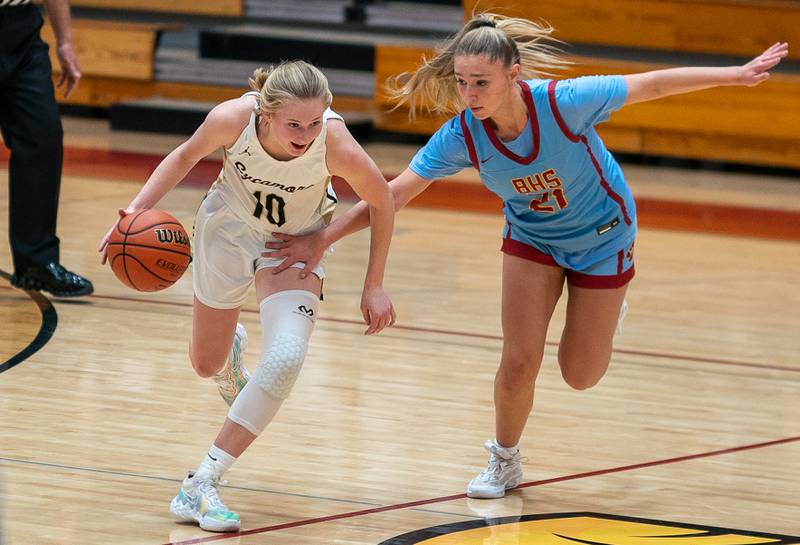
[99,61,396,532]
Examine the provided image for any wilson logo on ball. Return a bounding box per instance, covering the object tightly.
[154,228,190,247]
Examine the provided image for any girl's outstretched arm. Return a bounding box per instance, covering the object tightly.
[266,167,432,277]
[323,120,400,334]
[625,42,788,105]
[99,98,249,263]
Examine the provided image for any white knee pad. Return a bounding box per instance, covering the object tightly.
[254,290,318,398]
[254,332,308,399]
[227,380,283,436]
[227,290,319,435]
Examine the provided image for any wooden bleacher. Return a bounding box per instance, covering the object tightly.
[41,16,374,112]
[374,0,800,168]
[40,0,246,110]
[41,20,169,81]
[462,0,800,61]
[70,0,243,17]
[37,0,800,168]
[41,18,246,108]
[374,44,800,169]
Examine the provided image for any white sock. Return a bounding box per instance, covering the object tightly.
[495,439,519,452]
[197,444,236,478]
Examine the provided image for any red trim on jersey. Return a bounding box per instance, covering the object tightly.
[547,80,632,226]
[582,136,633,225]
[568,265,635,289]
[481,80,540,165]
[617,249,625,274]
[547,80,581,143]
[460,111,480,172]
[501,238,558,266]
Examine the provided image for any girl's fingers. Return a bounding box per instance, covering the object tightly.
[263,249,287,258]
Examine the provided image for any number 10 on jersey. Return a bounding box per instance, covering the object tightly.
[252,191,287,226]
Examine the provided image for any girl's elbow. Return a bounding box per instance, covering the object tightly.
[172,145,200,168]
[367,189,395,212]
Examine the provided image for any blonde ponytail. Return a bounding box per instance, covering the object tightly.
[248,60,333,116]
[387,12,568,118]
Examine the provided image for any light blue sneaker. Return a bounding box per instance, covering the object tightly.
[169,468,241,532]
[212,323,250,406]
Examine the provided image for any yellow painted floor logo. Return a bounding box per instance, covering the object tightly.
[379,513,799,545]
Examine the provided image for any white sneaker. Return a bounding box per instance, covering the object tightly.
[467,439,524,499]
[169,466,241,532]
[212,323,250,406]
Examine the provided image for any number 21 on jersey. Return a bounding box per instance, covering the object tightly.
[511,168,569,213]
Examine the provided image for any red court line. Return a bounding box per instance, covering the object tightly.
[163,435,800,545]
[1,284,796,539]
[83,294,800,373]
[0,286,795,374]
[340,320,800,374]
[80,292,800,374]
[0,146,221,187]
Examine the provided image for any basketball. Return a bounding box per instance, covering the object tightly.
[107,209,191,292]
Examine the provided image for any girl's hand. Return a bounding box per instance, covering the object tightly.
[737,42,789,86]
[360,286,396,335]
[263,231,327,277]
[98,209,131,265]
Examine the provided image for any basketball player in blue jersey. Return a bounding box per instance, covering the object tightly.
[266,15,788,499]
[99,61,396,532]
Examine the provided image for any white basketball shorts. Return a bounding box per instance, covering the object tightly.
[192,191,329,309]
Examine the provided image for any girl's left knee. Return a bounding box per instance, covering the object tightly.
[559,358,609,390]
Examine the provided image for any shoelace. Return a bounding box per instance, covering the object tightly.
[195,478,230,512]
[479,455,502,480]
[479,453,513,482]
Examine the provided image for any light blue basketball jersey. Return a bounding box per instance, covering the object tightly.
[410,76,637,270]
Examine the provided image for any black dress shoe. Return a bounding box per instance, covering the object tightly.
[10,262,94,297]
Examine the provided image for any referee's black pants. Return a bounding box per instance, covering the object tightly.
[0,3,63,273]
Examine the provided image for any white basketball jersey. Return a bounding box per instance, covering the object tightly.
[209,96,343,237]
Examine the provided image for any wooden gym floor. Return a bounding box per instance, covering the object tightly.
[0,117,798,545]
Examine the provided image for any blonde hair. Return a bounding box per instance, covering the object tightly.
[248,60,333,116]
[388,13,569,118]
